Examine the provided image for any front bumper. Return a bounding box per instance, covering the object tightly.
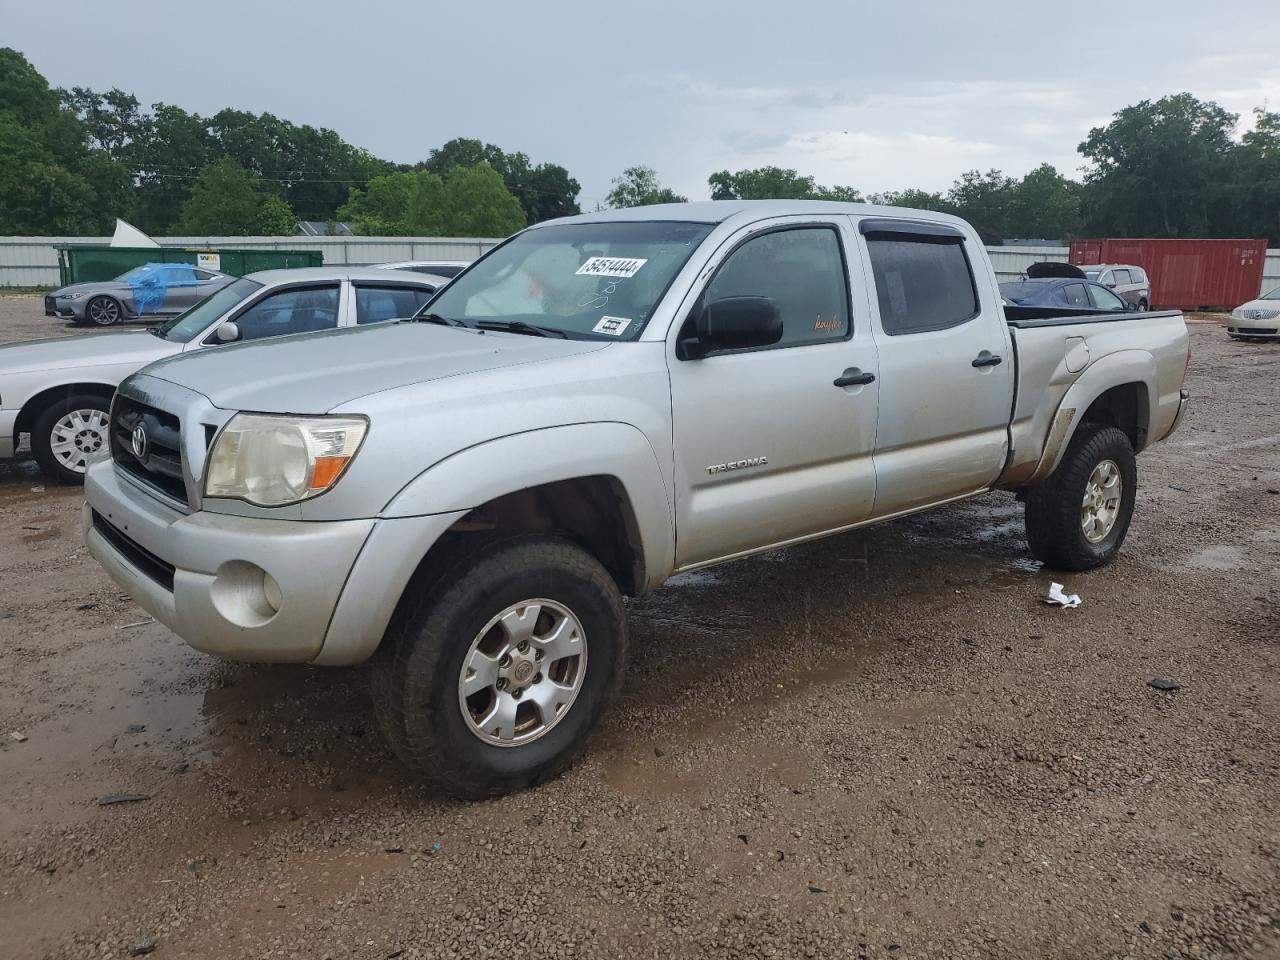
[1227,324,1279,339]
[83,461,465,665]
[44,295,82,320]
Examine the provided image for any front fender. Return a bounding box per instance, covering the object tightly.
[381,421,676,590]
[1026,350,1155,484]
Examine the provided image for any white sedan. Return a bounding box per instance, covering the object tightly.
[1227,286,1280,341]
[2,268,446,483]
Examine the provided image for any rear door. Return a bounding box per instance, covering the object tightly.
[667,218,879,567]
[855,217,1014,517]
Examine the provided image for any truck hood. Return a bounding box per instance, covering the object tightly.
[141,321,612,413]
[0,330,172,375]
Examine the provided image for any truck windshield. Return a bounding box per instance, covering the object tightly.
[154,277,263,344]
[419,221,714,340]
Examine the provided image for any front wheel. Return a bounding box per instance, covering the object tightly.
[1023,425,1137,571]
[31,395,111,484]
[371,536,627,798]
[84,295,123,326]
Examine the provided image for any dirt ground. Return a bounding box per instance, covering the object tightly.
[0,294,1276,960]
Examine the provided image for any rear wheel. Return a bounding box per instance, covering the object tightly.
[371,536,627,798]
[31,395,111,484]
[1024,425,1137,571]
[85,295,122,326]
[1138,298,1149,312]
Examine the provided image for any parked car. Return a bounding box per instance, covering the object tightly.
[1000,276,1130,312]
[44,263,235,326]
[83,201,1190,798]
[1227,286,1280,341]
[3,268,446,483]
[1081,264,1151,311]
[372,260,471,278]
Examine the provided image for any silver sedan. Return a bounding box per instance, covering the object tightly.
[44,263,235,326]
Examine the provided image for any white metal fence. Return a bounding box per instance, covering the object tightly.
[0,236,503,288]
[2,235,1278,297]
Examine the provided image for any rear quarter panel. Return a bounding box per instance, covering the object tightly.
[1003,312,1188,484]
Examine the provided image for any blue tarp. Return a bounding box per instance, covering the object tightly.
[123,262,199,315]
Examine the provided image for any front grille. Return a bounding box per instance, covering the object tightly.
[1244,309,1279,321]
[110,396,188,505]
[91,510,175,591]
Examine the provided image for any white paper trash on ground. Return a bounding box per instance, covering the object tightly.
[1044,582,1082,608]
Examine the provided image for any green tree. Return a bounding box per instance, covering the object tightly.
[605,166,686,207]
[339,170,447,235]
[946,169,1018,243]
[443,163,527,236]
[708,166,860,202]
[174,159,295,235]
[0,48,132,233]
[1006,163,1081,242]
[59,86,142,159]
[422,138,580,223]
[1077,93,1238,237]
[1230,108,1280,244]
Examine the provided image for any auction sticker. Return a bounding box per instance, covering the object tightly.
[576,257,647,278]
[592,316,632,336]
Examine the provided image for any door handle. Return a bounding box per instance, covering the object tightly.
[833,367,876,387]
[972,351,1003,368]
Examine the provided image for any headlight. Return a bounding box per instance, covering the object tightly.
[62,292,86,300]
[204,414,368,507]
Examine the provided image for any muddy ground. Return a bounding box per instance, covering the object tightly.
[0,295,1276,960]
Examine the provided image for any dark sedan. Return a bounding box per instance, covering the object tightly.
[1000,276,1130,312]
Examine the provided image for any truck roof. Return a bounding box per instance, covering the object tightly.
[544,199,970,229]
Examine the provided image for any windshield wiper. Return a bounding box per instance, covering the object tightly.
[475,320,569,339]
[414,312,475,328]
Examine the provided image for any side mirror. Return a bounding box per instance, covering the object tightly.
[681,296,782,359]
[212,321,240,344]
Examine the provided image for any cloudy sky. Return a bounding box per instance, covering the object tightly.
[8,0,1280,207]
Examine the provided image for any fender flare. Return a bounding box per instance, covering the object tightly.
[381,421,675,590]
[1026,350,1155,483]
[14,379,118,437]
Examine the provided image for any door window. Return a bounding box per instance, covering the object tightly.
[354,284,435,324]
[1061,283,1091,308]
[1088,284,1127,311]
[232,285,340,341]
[1112,269,1131,285]
[700,227,850,348]
[866,234,978,335]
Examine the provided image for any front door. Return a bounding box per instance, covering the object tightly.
[855,217,1014,517]
[667,219,879,568]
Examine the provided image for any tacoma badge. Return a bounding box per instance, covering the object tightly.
[706,456,768,475]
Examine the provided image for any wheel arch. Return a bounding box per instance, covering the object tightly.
[1024,351,1155,484]
[14,381,116,439]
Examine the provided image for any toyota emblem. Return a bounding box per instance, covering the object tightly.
[130,423,149,460]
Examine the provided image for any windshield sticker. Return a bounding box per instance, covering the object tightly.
[576,257,648,279]
[592,316,632,336]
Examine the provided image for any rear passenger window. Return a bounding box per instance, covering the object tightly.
[1112,269,1131,285]
[865,234,978,335]
[702,227,850,348]
[354,285,435,324]
[1062,283,1091,308]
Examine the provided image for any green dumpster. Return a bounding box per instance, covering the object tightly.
[56,245,323,287]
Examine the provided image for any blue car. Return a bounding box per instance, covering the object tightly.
[1000,263,1132,313]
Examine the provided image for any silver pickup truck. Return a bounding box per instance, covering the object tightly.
[83,201,1190,797]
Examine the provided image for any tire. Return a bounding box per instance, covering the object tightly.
[31,395,112,484]
[1023,425,1137,571]
[371,536,627,799]
[85,295,123,326]
[1138,299,1149,312]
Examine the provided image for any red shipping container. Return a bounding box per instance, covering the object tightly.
[1068,238,1267,310]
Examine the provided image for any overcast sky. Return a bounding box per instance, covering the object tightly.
[7,1,1280,208]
